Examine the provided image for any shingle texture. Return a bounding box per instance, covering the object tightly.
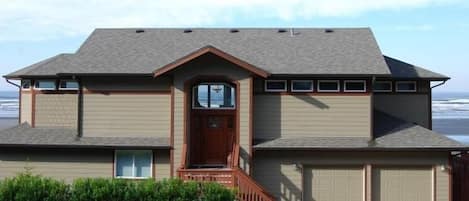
[383,55,449,80]
[254,110,464,150]
[0,123,170,148]
[5,28,392,77]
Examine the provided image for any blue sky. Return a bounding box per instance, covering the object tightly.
[0,0,468,92]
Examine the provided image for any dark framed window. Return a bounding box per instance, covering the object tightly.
[344,80,366,92]
[265,80,287,92]
[396,81,417,92]
[291,80,314,92]
[59,80,79,90]
[318,80,340,92]
[34,80,56,90]
[373,81,392,92]
[192,83,235,109]
[21,80,31,90]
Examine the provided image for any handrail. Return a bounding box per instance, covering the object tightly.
[180,143,187,169]
[232,167,276,201]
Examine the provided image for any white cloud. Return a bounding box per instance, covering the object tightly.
[0,0,461,41]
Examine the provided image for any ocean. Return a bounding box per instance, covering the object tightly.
[1,91,469,143]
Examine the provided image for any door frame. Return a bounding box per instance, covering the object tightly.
[182,75,240,168]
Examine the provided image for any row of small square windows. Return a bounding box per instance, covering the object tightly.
[265,80,417,92]
[21,80,78,90]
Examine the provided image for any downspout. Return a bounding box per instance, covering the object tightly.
[74,76,83,138]
[5,78,21,124]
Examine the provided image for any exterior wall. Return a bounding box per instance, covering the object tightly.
[172,54,252,174]
[82,77,171,91]
[254,95,371,139]
[0,148,113,183]
[374,94,429,128]
[20,92,32,124]
[35,94,78,128]
[154,150,171,180]
[252,151,449,201]
[82,93,171,137]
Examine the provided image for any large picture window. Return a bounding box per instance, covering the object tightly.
[193,83,235,109]
[115,150,152,179]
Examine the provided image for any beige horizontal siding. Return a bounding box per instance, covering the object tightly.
[83,94,170,137]
[254,95,371,139]
[0,148,112,183]
[82,76,171,91]
[154,150,171,180]
[374,94,429,128]
[35,94,78,128]
[252,151,448,201]
[20,93,32,124]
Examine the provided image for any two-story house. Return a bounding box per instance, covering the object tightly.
[1,28,464,201]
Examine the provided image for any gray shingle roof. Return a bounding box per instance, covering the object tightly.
[384,55,449,80]
[254,110,464,150]
[5,28,392,78]
[0,123,170,149]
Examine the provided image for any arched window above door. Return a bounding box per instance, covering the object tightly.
[192,83,236,109]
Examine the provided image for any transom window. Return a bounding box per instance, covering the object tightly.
[34,80,56,90]
[59,80,79,90]
[193,83,235,109]
[291,80,314,92]
[115,150,152,179]
[396,81,417,92]
[318,80,340,92]
[265,80,287,92]
[344,80,366,92]
[373,81,392,92]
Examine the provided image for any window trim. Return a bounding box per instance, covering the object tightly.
[291,80,314,92]
[21,80,31,91]
[114,150,153,179]
[395,81,417,92]
[264,80,287,92]
[344,80,367,92]
[373,81,393,92]
[58,80,79,90]
[317,80,340,92]
[33,80,57,90]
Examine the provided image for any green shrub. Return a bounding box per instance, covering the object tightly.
[200,182,236,201]
[0,173,236,201]
[0,172,69,201]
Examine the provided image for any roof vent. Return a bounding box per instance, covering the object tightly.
[325,29,334,33]
[183,29,192,33]
[229,29,239,33]
[135,29,145,33]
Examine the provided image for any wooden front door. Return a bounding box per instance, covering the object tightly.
[190,110,235,166]
[189,82,237,167]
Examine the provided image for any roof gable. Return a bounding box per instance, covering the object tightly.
[153,45,269,78]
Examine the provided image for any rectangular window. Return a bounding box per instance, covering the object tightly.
[192,83,235,109]
[21,80,31,90]
[373,81,392,92]
[265,80,287,92]
[318,80,340,92]
[291,80,314,92]
[115,150,152,179]
[34,80,56,90]
[344,80,366,92]
[396,81,417,92]
[59,80,79,90]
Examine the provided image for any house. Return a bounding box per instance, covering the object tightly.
[1,28,464,201]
